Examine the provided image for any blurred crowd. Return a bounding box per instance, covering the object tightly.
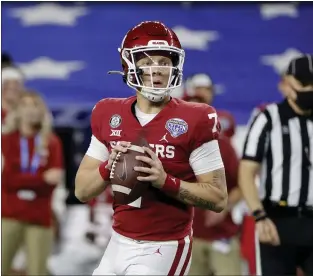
[1,53,124,275]
[1,50,310,276]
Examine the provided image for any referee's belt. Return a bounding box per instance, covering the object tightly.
[263,200,313,218]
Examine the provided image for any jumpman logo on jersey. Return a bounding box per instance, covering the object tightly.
[159,133,169,143]
[154,246,162,256]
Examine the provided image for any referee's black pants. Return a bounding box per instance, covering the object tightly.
[260,203,313,275]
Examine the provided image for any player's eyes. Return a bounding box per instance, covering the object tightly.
[160,61,170,66]
[139,61,170,66]
[141,62,151,66]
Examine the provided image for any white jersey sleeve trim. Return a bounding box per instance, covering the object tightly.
[86,135,109,162]
[189,140,224,175]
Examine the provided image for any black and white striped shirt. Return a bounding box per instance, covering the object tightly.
[242,100,313,206]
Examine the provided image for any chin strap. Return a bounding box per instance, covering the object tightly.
[140,87,171,102]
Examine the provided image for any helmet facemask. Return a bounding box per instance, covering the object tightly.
[120,45,185,102]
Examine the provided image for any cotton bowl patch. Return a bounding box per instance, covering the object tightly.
[166,118,188,138]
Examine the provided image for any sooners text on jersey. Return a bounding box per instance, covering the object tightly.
[91,96,220,241]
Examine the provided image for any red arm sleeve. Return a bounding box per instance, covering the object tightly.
[219,136,239,192]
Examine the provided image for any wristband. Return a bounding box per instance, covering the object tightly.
[98,161,110,181]
[255,214,268,222]
[161,174,181,195]
[252,209,265,217]
[252,209,267,222]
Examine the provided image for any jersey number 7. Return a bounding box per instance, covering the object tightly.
[208,113,218,133]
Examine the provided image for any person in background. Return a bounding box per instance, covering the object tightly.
[240,65,311,276]
[239,102,271,276]
[239,55,313,276]
[1,66,24,122]
[183,73,236,139]
[1,64,25,184]
[1,65,61,275]
[1,91,64,276]
[184,73,242,276]
[278,70,311,276]
[1,64,26,275]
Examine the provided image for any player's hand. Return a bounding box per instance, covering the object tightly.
[134,146,167,188]
[256,218,280,246]
[106,141,131,170]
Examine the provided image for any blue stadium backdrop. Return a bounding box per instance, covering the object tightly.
[2,2,312,201]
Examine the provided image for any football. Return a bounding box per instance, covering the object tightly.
[110,143,150,205]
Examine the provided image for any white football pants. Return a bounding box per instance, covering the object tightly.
[93,230,192,276]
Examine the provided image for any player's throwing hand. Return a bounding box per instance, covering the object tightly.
[134,146,167,188]
[106,141,131,170]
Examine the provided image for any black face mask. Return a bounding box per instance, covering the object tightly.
[295,90,313,110]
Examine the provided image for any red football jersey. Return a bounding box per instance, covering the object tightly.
[91,96,220,241]
[216,110,236,138]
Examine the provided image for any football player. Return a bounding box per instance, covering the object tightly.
[182,74,242,275]
[75,21,228,276]
[183,73,236,138]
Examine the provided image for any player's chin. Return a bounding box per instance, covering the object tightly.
[153,83,167,88]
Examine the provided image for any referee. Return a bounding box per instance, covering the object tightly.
[239,55,313,275]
